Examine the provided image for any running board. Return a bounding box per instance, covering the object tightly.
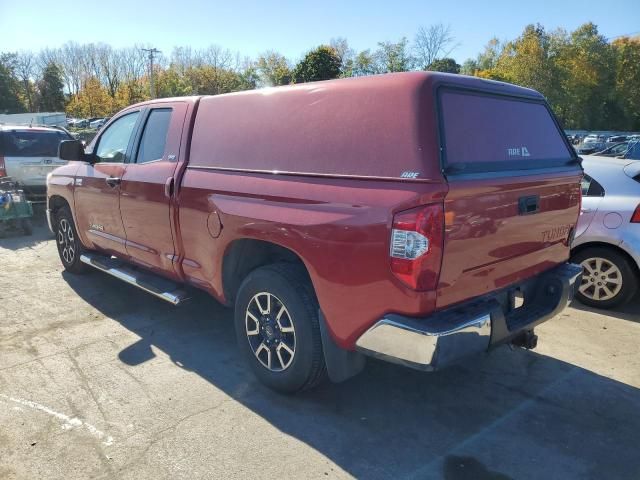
[80,253,189,305]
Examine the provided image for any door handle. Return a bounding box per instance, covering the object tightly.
[580,208,592,214]
[106,176,121,187]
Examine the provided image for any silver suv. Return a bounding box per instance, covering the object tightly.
[0,125,73,203]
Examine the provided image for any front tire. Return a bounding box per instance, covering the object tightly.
[234,263,326,393]
[572,247,637,309]
[55,208,89,274]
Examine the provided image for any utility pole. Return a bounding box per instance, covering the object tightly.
[142,47,161,98]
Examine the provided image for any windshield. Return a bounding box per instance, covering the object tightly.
[1,130,72,157]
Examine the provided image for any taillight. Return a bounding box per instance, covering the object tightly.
[631,204,640,223]
[390,203,444,290]
[0,156,5,177]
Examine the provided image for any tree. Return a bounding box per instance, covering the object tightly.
[256,51,291,86]
[15,52,37,111]
[354,50,378,76]
[155,66,193,97]
[428,58,461,73]
[491,25,561,104]
[37,62,66,112]
[554,23,615,129]
[374,38,414,73]
[238,64,260,91]
[0,53,25,113]
[329,37,355,77]
[612,36,640,130]
[66,77,112,118]
[293,46,341,83]
[475,37,503,71]
[414,23,457,70]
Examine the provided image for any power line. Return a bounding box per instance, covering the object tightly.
[141,48,161,98]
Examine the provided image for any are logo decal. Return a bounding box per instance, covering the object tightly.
[400,171,420,179]
[507,146,531,157]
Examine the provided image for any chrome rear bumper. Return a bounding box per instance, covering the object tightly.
[355,263,583,371]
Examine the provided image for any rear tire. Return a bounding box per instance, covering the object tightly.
[572,247,637,309]
[54,207,90,274]
[234,263,326,393]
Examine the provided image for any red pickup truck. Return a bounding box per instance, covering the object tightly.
[47,72,583,392]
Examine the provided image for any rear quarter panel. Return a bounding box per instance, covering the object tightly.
[177,169,447,348]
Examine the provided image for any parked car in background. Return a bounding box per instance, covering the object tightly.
[89,118,109,129]
[572,156,640,308]
[69,118,89,128]
[595,142,630,157]
[0,125,73,203]
[48,72,583,392]
[577,141,607,155]
[607,135,627,143]
[622,141,640,160]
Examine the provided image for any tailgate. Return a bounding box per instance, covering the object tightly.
[5,157,66,186]
[435,87,582,308]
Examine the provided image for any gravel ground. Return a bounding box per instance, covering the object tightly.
[1,223,639,480]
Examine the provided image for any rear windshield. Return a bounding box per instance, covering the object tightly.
[1,130,72,157]
[439,89,574,172]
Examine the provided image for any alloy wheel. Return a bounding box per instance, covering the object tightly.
[57,218,76,264]
[578,257,623,302]
[245,292,296,372]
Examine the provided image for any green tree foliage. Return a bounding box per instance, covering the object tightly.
[37,62,66,112]
[613,36,640,130]
[183,65,254,95]
[156,67,193,97]
[491,25,563,109]
[293,46,342,83]
[1,24,638,131]
[555,23,615,129]
[428,58,461,73]
[374,38,414,73]
[256,51,292,86]
[345,50,378,77]
[66,77,113,118]
[0,53,26,113]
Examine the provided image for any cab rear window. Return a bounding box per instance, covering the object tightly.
[0,130,71,157]
[439,89,574,172]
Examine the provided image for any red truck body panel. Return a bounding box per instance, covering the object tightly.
[178,170,446,346]
[47,73,581,351]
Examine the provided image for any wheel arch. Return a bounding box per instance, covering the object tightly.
[221,238,312,307]
[571,241,640,275]
[48,194,71,217]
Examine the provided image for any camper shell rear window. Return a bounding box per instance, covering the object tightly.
[438,88,575,173]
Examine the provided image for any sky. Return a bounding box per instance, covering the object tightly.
[1,0,639,63]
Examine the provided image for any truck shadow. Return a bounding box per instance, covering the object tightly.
[63,272,640,480]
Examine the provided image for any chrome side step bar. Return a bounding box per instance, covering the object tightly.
[80,253,189,305]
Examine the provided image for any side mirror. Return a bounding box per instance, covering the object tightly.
[59,140,93,163]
